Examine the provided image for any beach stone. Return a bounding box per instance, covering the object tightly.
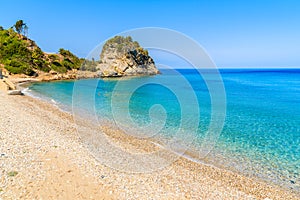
[290,180,295,184]
[7,90,23,95]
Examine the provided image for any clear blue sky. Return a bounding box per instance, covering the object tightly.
[1,0,300,68]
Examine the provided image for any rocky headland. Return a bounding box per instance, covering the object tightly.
[0,21,159,93]
[96,36,159,77]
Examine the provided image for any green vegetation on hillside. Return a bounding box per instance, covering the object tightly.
[101,36,140,53]
[105,36,136,45]
[81,59,97,72]
[0,28,38,75]
[100,35,150,61]
[0,20,95,76]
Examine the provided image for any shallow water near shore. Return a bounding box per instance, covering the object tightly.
[27,68,300,191]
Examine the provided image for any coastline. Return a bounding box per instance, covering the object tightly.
[0,91,299,199]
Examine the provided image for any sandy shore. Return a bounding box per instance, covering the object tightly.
[0,91,299,199]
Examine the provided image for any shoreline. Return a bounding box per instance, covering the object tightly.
[0,89,299,199]
[23,80,300,192]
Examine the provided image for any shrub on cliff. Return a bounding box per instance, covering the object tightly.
[100,36,142,60]
[59,48,81,70]
[4,59,35,76]
[81,59,97,72]
[0,28,36,75]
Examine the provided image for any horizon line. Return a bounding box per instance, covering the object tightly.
[157,66,300,69]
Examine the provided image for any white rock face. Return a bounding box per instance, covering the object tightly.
[97,36,159,77]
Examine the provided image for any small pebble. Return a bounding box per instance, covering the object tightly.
[290,180,295,184]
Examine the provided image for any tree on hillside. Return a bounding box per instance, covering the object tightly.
[0,26,3,31]
[24,24,28,37]
[14,20,28,35]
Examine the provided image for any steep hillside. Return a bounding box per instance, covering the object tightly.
[0,27,84,76]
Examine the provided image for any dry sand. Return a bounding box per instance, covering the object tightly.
[0,91,299,199]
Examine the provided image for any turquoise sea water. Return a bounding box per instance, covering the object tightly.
[27,69,300,191]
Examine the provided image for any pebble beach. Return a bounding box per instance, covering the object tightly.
[0,91,299,200]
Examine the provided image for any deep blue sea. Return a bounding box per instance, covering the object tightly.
[26,68,300,190]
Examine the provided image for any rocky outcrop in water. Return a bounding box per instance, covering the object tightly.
[97,36,159,77]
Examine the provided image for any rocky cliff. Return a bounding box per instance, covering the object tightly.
[97,36,159,77]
